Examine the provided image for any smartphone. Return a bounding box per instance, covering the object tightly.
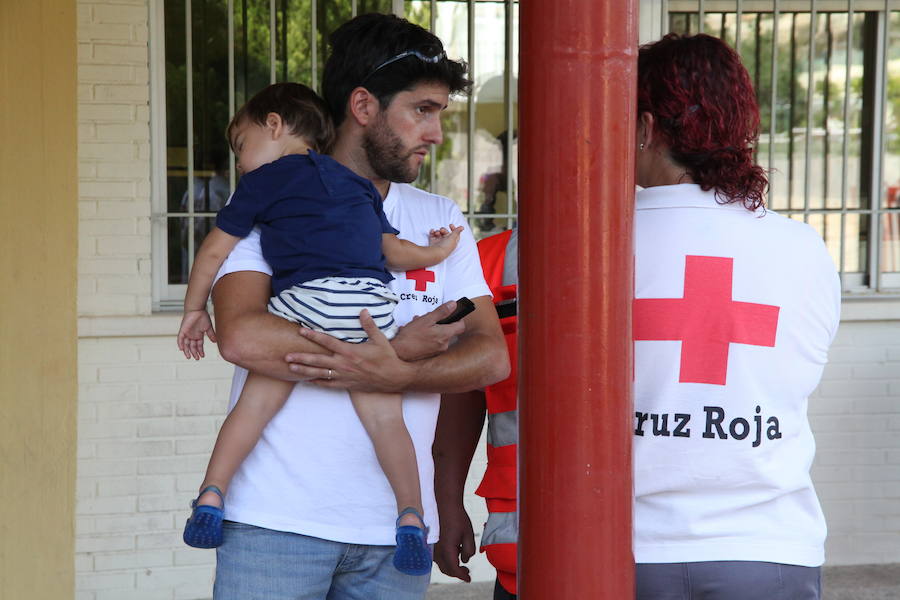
[436,297,476,324]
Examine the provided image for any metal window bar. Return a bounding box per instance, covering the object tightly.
[840,0,855,284]
[670,1,896,10]
[736,0,744,49]
[803,2,817,223]
[769,1,780,201]
[311,0,318,92]
[241,1,248,105]
[228,0,236,193]
[272,0,288,83]
[270,0,277,83]
[150,0,167,305]
[662,0,671,35]
[186,0,196,267]
[429,0,437,194]
[823,11,833,210]
[433,0,438,190]
[505,0,516,232]
[467,0,475,221]
[872,1,888,290]
[753,12,761,102]
[788,13,797,209]
[752,12,762,165]
[699,0,706,31]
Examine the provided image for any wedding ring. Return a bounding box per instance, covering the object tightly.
[326,369,334,380]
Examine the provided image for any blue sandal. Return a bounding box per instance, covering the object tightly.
[183,485,225,548]
[393,507,432,576]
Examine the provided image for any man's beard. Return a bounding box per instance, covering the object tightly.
[362,113,422,184]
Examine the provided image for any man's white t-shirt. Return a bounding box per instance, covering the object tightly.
[213,182,490,545]
[633,184,840,567]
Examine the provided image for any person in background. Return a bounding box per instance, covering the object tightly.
[433,227,519,600]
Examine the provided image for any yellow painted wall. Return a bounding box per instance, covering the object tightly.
[0,1,78,598]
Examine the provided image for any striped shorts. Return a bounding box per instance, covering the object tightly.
[267,277,399,343]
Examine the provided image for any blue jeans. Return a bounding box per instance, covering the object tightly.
[214,521,431,600]
[636,561,821,600]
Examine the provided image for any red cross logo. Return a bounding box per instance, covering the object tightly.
[406,268,435,292]
[633,255,780,385]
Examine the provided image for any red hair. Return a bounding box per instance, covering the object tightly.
[638,33,768,211]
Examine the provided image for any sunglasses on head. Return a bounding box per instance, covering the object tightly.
[361,46,448,84]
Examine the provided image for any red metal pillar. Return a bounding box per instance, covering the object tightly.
[518,1,637,597]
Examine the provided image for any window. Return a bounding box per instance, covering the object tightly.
[151,0,520,308]
[667,1,900,292]
[152,1,893,305]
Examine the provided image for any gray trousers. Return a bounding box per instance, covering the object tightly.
[636,561,821,600]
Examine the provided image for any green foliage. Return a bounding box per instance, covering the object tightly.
[669,10,876,138]
[166,0,403,173]
[886,73,900,153]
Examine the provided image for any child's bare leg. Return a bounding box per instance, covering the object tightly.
[350,391,424,528]
[196,372,295,507]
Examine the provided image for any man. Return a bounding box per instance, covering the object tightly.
[208,13,508,600]
[433,228,519,600]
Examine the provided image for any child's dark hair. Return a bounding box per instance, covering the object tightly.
[322,13,471,126]
[226,82,335,153]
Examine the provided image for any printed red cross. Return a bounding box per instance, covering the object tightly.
[406,268,435,292]
[633,255,780,386]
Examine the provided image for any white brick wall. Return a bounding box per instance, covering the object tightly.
[75,3,228,597]
[77,335,232,600]
[810,319,900,565]
[78,0,152,318]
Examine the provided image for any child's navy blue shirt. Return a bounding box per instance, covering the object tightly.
[215,151,399,296]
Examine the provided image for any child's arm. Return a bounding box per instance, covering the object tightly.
[177,227,242,360]
[382,225,464,272]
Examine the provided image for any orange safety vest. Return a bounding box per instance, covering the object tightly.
[475,229,518,595]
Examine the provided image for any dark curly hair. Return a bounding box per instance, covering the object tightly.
[322,13,471,127]
[638,33,768,211]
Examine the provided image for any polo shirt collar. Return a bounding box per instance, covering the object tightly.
[636,183,757,214]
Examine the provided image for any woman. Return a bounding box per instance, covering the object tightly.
[633,33,840,600]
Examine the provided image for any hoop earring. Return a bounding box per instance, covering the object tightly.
[639,143,645,151]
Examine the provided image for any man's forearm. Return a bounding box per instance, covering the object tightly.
[282,295,508,394]
[404,295,509,394]
[433,390,487,503]
[406,331,506,394]
[212,270,328,380]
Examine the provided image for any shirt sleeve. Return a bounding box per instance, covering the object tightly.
[215,177,262,238]
[212,227,273,288]
[439,201,492,301]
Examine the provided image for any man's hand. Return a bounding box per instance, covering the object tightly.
[285,310,419,393]
[433,390,487,583]
[433,503,476,583]
[286,295,504,394]
[392,300,466,361]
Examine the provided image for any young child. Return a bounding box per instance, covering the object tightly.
[176,82,460,576]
